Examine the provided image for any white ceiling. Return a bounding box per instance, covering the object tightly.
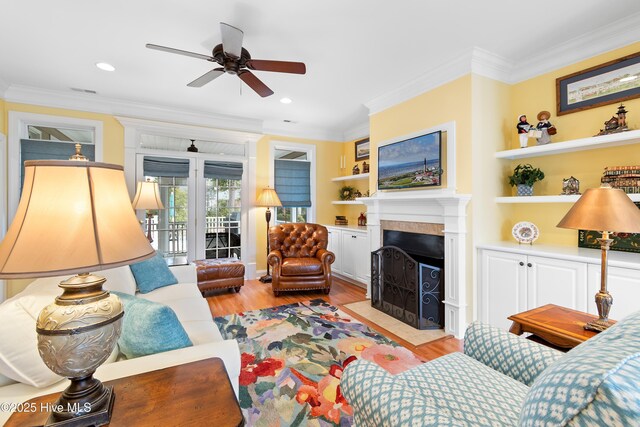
[1,1,640,140]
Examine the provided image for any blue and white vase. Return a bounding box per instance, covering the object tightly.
[517,184,534,196]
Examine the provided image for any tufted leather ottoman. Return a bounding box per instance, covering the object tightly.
[193,258,245,296]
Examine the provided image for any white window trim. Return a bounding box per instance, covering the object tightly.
[269,140,317,223]
[7,111,104,222]
[118,116,260,277]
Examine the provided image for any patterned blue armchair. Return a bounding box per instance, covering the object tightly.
[342,310,640,426]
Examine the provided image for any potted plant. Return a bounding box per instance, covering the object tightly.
[508,164,545,196]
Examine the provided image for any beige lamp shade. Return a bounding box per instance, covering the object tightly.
[557,186,640,233]
[0,160,155,278]
[132,180,165,210]
[256,187,283,208]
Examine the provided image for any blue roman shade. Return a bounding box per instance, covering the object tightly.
[274,159,311,208]
[20,139,95,189]
[204,161,243,180]
[143,156,190,177]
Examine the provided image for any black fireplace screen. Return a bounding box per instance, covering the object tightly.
[371,246,444,329]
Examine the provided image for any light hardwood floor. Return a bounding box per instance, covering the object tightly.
[205,276,462,361]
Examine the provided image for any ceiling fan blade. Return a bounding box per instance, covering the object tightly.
[238,70,274,97]
[246,59,306,75]
[187,68,225,87]
[146,43,213,61]
[220,22,244,58]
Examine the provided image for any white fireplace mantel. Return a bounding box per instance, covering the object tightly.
[360,190,471,338]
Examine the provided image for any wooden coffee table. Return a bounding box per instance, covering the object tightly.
[508,304,615,350]
[5,357,244,426]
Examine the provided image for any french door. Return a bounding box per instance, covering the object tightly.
[136,154,244,265]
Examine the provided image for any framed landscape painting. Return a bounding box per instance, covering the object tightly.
[355,138,370,161]
[556,51,640,116]
[377,130,442,190]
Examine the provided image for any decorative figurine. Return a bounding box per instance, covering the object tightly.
[516,114,532,148]
[561,176,581,195]
[596,104,630,136]
[362,161,369,173]
[358,212,367,226]
[535,111,557,145]
[352,164,360,175]
[353,189,362,198]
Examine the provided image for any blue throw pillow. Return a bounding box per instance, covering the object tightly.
[112,292,192,359]
[129,253,178,293]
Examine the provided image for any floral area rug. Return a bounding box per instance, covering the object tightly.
[214,299,423,426]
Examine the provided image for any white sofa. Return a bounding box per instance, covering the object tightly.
[0,264,240,425]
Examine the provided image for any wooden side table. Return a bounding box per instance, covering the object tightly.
[508,304,615,350]
[5,357,244,427]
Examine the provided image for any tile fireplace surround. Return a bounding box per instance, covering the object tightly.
[360,190,471,338]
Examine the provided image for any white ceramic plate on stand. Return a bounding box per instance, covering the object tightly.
[512,221,539,244]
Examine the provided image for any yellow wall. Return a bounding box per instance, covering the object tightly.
[254,135,342,271]
[370,75,473,194]
[508,42,640,245]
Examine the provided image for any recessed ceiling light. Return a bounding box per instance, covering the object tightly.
[95,62,115,72]
[280,97,292,104]
[620,75,638,82]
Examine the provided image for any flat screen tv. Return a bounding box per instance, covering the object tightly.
[377,130,442,190]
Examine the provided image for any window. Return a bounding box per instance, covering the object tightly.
[8,112,103,221]
[270,143,315,224]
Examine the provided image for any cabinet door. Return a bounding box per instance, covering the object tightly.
[479,250,527,330]
[326,228,342,273]
[354,232,370,283]
[527,256,587,311]
[587,264,640,320]
[341,232,358,279]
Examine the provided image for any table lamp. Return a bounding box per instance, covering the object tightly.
[256,187,282,283]
[557,184,640,332]
[132,179,165,243]
[0,158,155,426]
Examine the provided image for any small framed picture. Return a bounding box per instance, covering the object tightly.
[556,51,640,116]
[355,138,370,161]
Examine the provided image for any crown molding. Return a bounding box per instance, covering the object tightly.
[3,84,264,134]
[365,50,472,116]
[510,12,640,83]
[263,120,343,142]
[470,48,514,82]
[342,121,369,142]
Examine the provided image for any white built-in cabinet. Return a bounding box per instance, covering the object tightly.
[478,243,640,330]
[325,225,370,286]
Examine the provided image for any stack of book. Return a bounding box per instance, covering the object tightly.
[335,215,348,225]
[601,165,640,193]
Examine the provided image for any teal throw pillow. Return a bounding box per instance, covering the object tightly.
[112,292,192,359]
[129,253,178,293]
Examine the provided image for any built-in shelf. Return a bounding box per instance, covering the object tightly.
[331,173,370,182]
[496,194,640,204]
[495,129,640,160]
[331,200,364,205]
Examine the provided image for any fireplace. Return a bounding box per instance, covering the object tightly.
[371,230,445,329]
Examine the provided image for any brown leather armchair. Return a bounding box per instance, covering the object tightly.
[267,223,335,296]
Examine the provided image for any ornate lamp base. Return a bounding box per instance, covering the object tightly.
[584,318,614,332]
[45,383,115,427]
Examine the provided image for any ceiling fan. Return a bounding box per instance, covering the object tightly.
[146,22,306,98]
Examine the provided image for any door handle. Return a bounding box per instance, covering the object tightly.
[351,235,357,238]
[527,262,532,267]
[519,261,524,266]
